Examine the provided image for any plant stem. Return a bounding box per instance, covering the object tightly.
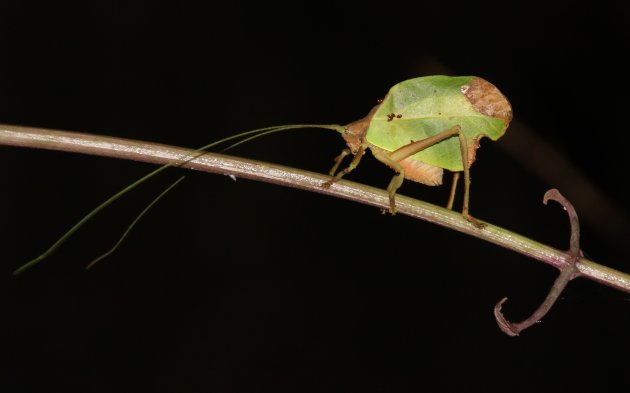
[2,124,630,294]
[494,189,583,336]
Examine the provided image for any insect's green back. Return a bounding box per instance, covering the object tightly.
[367,75,512,172]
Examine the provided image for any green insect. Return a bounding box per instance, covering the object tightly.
[14,75,511,274]
[324,75,512,226]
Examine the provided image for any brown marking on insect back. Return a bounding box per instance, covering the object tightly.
[461,77,513,125]
[385,113,403,122]
[460,77,512,167]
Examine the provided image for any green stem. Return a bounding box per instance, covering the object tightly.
[1,124,629,294]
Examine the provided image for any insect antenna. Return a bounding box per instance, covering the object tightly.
[14,124,343,274]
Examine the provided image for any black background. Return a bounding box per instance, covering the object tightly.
[2,1,630,392]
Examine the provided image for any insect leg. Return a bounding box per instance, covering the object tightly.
[388,126,461,162]
[455,131,483,228]
[446,172,460,210]
[328,148,352,176]
[322,143,368,188]
[370,149,405,214]
[372,125,462,214]
[385,125,483,227]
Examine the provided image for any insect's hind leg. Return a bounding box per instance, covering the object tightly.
[322,143,367,188]
[385,125,483,228]
[380,125,461,215]
[455,131,483,228]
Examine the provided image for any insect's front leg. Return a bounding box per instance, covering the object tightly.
[322,143,368,189]
[328,148,352,177]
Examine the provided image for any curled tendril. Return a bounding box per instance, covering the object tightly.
[494,189,582,336]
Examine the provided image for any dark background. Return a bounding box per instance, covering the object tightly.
[2,1,629,392]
